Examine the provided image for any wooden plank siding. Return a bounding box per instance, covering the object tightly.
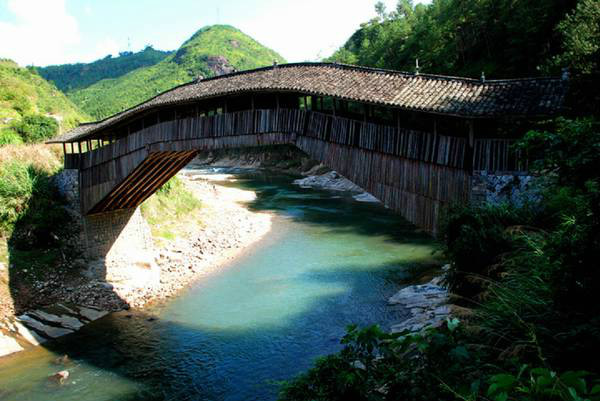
[73,108,525,233]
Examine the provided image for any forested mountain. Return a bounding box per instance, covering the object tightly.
[37,46,172,92]
[328,0,599,79]
[68,25,286,120]
[0,59,88,145]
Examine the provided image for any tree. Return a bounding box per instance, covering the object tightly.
[375,1,387,21]
[549,0,600,74]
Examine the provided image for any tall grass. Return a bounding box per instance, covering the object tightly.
[0,144,63,235]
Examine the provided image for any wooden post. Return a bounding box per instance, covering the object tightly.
[467,120,475,173]
[251,95,255,110]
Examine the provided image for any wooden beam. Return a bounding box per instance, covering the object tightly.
[125,151,197,210]
[120,151,192,210]
[108,152,177,211]
[90,152,161,213]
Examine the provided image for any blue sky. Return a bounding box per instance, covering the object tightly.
[0,0,427,67]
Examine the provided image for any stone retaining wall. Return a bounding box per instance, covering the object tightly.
[55,169,153,262]
[471,171,541,207]
[82,208,153,261]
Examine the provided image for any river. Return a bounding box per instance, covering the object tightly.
[0,167,438,401]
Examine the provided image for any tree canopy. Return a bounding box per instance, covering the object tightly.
[328,0,599,78]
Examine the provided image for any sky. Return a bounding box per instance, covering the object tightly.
[0,0,427,67]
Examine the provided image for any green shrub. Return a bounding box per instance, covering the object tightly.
[11,114,59,143]
[0,160,70,249]
[0,128,23,146]
[279,321,485,401]
[487,366,600,401]
[0,161,35,232]
[440,204,530,299]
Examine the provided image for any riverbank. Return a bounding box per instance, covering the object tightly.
[0,165,272,357]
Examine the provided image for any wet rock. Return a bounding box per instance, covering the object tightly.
[293,171,364,192]
[27,310,84,330]
[13,320,47,346]
[353,193,380,203]
[0,332,23,357]
[49,370,69,385]
[388,274,450,334]
[54,354,72,366]
[77,306,108,321]
[17,315,74,338]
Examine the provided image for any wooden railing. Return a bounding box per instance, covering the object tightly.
[70,108,528,232]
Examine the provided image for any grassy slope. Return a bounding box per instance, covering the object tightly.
[69,25,286,120]
[37,47,172,92]
[0,60,88,133]
[140,176,202,246]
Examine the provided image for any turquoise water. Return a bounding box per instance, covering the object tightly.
[0,168,438,401]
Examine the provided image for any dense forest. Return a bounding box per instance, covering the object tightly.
[281,1,600,400]
[36,46,172,92]
[328,0,599,79]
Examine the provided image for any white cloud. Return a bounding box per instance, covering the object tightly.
[237,0,413,62]
[0,0,80,66]
[89,37,120,60]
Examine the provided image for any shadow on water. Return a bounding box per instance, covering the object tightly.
[199,166,438,248]
[1,166,440,401]
[1,260,413,401]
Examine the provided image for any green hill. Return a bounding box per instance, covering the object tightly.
[0,59,88,145]
[69,25,286,120]
[37,46,172,92]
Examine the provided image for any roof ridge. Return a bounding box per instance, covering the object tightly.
[82,63,563,127]
[197,62,562,84]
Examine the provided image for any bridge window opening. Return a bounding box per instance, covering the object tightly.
[128,118,143,134]
[279,93,299,109]
[216,107,223,115]
[323,97,335,114]
[397,110,432,132]
[302,96,313,110]
[475,118,526,139]
[176,105,197,119]
[436,116,468,137]
[227,95,252,112]
[143,113,159,129]
[372,106,394,125]
[311,96,321,111]
[116,125,128,139]
[254,94,276,109]
[298,96,307,110]
[345,101,365,120]
[158,108,176,123]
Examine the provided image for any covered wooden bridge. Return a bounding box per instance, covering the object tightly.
[48,62,567,233]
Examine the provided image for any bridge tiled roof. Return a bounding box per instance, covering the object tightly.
[50,62,568,143]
